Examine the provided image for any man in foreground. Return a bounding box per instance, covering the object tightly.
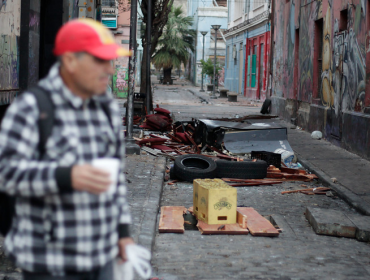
[0,19,134,279]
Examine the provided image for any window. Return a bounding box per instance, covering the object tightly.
[102,0,116,6]
[245,0,250,15]
[226,46,229,68]
[233,45,237,65]
[339,9,348,32]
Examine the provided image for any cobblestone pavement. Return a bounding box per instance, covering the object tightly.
[151,176,370,280]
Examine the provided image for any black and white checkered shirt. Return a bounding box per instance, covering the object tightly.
[0,63,131,275]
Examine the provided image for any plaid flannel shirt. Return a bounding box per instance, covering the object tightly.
[0,63,131,275]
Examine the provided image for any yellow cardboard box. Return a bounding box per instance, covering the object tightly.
[195,179,237,225]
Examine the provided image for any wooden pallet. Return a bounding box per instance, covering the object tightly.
[197,220,249,235]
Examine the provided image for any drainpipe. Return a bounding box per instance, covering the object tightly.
[268,0,274,97]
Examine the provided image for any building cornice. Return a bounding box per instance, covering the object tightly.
[224,11,269,38]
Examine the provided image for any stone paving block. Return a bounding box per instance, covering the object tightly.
[346,214,370,242]
[305,207,357,238]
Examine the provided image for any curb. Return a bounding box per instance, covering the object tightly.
[187,88,211,104]
[136,157,166,252]
[298,156,370,216]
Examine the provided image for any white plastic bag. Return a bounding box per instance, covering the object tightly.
[114,245,152,280]
[311,131,322,140]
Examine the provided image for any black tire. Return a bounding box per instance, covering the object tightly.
[215,159,268,179]
[174,155,217,182]
[170,166,178,180]
[260,98,271,114]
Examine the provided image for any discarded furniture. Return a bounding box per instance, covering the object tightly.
[227,92,238,102]
[160,75,177,85]
[219,89,228,98]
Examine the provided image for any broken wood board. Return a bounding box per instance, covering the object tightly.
[197,220,249,235]
[159,206,187,233]
[281,187,330,195]
[237,207,279,237]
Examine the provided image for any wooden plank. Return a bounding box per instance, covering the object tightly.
[281,187,330,195]
[197,220,249,235]
[159,206,187,233]
[228,181,282,187]
[237,207,279,237]
[237,211,248,229]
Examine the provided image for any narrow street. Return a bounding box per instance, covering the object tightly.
[149,86,370,280]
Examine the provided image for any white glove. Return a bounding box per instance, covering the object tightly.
[114,244,152,280]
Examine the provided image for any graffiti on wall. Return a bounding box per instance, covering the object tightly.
[321,1,334,108]
[28,9,40,86]
[0,0,21,91]
[114,66,129,97]
[343,4,366,112]
[113,55,129,98]
[0,35,19,90]
[298,3,315,102]
[319,2,367,113]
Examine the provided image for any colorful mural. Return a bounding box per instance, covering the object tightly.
[272,0,295,98]
[113,55,129,98]
[272,0,370,158]
[319,1,367,113]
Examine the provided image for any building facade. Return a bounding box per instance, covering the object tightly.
[187,0,228,86]
[224,0,270,97]
[271,0,370,159]
[0,0,132,119]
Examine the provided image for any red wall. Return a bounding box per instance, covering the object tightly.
[244,31,270,101]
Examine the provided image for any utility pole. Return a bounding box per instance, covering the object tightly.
[146,0,152,114]
[125,0,140,155]
[200,31,207,92]
[211,25,221,99]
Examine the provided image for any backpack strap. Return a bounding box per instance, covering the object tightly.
[28,86,55,158]
[100,102,113,130]
[100,102,120,158]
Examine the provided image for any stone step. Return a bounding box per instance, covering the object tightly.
[305,207,370,242]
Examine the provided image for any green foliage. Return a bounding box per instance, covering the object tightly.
[152,6,196,70]
[200,58,221,78]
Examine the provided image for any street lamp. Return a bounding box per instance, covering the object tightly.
[200,31,207,92]
[211,25,221,99]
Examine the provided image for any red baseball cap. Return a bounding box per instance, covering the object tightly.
[53,18,131,60]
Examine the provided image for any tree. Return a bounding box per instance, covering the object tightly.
[140,0,174,109]
[152,6,196,84]
[200,58,222,82]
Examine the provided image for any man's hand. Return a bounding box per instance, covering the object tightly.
[118,237,135,262]
[71,164,111,194]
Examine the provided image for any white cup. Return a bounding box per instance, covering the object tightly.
[91,158,120,195]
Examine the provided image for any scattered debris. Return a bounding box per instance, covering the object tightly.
[311,131,323,140]
[281,187,331,195]
[267,166,318,182]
